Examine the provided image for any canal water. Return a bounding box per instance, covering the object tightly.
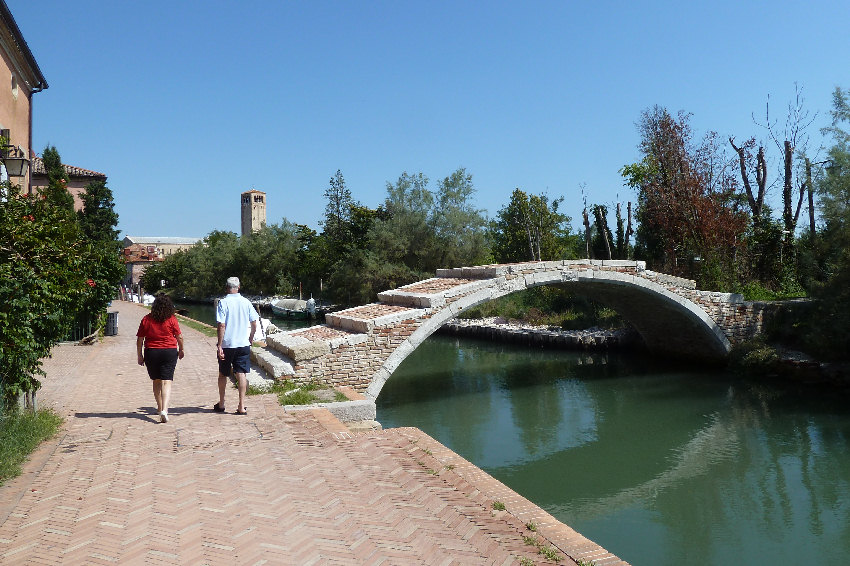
[173,300,313,332]
[376,335,850,566]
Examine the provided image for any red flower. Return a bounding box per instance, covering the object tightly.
[86,279,96,287]
[22,214,34,221]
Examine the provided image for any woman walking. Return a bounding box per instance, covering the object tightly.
[136,293,184,422]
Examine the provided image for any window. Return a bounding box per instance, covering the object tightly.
[10,75,17,99]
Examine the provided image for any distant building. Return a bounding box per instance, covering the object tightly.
[0,0,48,193]
[30,156,107,212]
[241,189,266,236]
[121,236,202,288]
[122,236,201,257]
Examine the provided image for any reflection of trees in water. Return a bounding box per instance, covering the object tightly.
[382,336,850,564]
[566,381,850,564]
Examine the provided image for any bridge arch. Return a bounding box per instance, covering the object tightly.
[257,261,759,409]
[363,263,731,400]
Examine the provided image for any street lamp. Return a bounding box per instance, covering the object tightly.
[0,144,29,177]
[0,128,29,178]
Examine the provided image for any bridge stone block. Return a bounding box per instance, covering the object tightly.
[326,304,426,334]
[266,333,331,362]
[601,259,640,268]
[252,346,295,378]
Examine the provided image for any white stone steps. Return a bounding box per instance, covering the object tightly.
[265,325,367,362]
[251,345,295,379]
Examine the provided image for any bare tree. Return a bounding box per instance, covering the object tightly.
[754,84,817,246]
[729,137,768,224]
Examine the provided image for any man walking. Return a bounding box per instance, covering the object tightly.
[214,277,259,415]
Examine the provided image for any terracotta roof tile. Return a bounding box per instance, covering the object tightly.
[30,156,106,179]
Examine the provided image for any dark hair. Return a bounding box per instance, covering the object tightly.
[150,293,175,322]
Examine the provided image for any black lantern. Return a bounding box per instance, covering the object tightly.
[1,145,29,177]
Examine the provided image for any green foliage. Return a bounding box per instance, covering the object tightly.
[77,179,120,245]
[459,287,623,330]
[1,145,124,410]
[0,408,63,485]
[490,188,577,262]
[0,183,102,407]
[492,501,506,511]
[39,145,75,211]
[728,339,780,376]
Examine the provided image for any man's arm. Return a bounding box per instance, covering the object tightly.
[249,320,257,344]
[217,323,226,359]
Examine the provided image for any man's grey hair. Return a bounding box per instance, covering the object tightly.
[226,277,240,290]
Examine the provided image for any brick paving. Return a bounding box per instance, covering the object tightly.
[0,301,628,565]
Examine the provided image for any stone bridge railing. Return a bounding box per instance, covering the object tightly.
[252,260,772,406]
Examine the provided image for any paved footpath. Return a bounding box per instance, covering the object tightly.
[0,301,628,565]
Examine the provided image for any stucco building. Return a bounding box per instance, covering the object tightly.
[121,236,202,288]
[0,0,48,192]
[29,155,107,212]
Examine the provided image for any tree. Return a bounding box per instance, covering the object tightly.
[321,169,353,258]
[0,167,122,409]
[491,188,575,263]
[39,145,74,211]
[428,168,489,268]
[623,106,748,288]
[77,179,120,245]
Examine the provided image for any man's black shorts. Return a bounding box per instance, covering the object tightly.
[219,346,251,375]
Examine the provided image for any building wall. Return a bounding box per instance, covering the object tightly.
[29,176,91,212]
[0,27,33,191]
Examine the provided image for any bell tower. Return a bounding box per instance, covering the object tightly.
[241,190,266,236]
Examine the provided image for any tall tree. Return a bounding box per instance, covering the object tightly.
[39,145,74,211]
[491,188,574,263]
[429,168,489,268]
[321,169,353,256]
[77,179,120,246]
[623,106,747,286]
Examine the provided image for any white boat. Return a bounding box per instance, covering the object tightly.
[271,297,317,319]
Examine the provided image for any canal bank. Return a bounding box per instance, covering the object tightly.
[0,300,629,565]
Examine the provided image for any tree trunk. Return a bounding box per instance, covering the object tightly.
[594,206,612,260]
[805,158,816,237]
[582,208,592,259]
[783,140,794,243]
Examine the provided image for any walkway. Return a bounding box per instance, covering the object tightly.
[0,301,628,565]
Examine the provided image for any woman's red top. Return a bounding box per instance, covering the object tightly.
[136,315,181,349]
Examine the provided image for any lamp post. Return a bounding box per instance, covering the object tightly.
[0,128,30,186]
[1,144,29,177]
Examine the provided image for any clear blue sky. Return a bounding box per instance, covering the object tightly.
[11,0,849,240]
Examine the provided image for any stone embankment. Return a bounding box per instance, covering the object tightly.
[439,317,641,350]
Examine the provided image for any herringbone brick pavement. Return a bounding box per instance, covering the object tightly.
[0,301,625,565]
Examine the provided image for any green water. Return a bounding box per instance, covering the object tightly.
[173,300,314,332]
[376,335,850,565]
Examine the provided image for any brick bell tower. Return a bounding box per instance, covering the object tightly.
[241,190,266,236]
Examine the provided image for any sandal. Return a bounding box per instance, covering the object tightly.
[213,402,225,413]
[235,408,247,415]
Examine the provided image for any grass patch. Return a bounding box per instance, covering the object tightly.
[0,409,63,486]
[245,379,343,406]
[175,314,218,337]
[492,501,506,511]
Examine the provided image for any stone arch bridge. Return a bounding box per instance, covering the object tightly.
[253,260,769,410]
